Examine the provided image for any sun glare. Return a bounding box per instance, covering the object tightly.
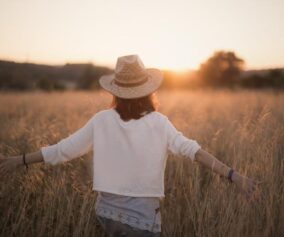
[141,47,202,71]
[152,54,198,71]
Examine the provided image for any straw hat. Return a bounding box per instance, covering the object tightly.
[99,55,163,99]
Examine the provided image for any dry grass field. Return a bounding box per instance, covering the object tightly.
[0,89,283,237]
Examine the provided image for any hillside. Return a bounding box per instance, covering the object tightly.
[0,60,112,90]
[0,59,283,90]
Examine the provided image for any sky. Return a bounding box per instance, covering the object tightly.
[0,0,283,70]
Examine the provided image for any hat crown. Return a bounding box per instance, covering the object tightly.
[99,54,163,99]
[115,55,147,84]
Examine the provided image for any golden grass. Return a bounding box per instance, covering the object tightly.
[0,89,283,237]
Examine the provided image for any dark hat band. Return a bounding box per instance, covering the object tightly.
[113,77,149,87]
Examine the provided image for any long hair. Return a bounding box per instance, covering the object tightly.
[110,93,159,121]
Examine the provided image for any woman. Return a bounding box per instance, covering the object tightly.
[0,55,258,237]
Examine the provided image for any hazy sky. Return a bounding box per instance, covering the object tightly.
[0,0,283,70]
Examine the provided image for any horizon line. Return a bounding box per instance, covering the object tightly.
[1,56,284,72]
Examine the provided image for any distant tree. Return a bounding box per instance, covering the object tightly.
[268,69,284,88]
[91,67,113,89]
[37,78,66,91]
[198,51,245,87]
[53,81,66,91]
[10,68,32,90]
[78,64,112,90]
[241,69,284,89]
[38,78,53,91]
[268,69,283,78]
[241,74,265,88]
[78,64,94,89]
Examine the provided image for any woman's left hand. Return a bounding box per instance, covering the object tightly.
[231,171,261,201]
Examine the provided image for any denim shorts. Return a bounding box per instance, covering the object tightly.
[97,215,161,237]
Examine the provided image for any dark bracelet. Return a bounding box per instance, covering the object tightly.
[23,153,28,169]
[228,168,234,183]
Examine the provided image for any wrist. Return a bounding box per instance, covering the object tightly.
[231,171,240,183]
[14,156,24,167]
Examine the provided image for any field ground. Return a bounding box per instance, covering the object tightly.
[0,89,283,237]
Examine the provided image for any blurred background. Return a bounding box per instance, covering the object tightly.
[1,1,284,237]
[0,0,283,91]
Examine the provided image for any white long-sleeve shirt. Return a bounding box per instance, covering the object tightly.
[41,108,201,197]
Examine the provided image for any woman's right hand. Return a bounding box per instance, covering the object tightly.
[0,153,23,176]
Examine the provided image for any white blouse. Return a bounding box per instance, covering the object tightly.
[41,108,201,197]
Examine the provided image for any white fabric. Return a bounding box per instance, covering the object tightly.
[41,108,201,197]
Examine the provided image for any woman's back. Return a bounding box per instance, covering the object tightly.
[41,107,201,197]
[93,108,170,197]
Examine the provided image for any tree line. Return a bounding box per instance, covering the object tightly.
[0,51,283,91]
[0,61,112,91]
[198,51,284,89]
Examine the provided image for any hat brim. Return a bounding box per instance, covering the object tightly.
[99,68,163,99]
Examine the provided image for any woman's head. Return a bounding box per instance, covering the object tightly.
[99,55,163,99]
[110,92,159,121]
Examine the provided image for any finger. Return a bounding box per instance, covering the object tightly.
[0,165,7,174]
[247,193,255,204]
[251,186,260,198]
[249,184,257,194]
[0,167,7,178]
[256,180,264,186]
[245,192,252,202]
[0,165,11,177]
[244,186,256,201]
[248,187,263,204]
[242,185,252,197]
[0,161,6,171]
[4,167,11,177]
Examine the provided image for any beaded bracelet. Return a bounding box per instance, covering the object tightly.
[228,168,234,183]
[23,153,28,169]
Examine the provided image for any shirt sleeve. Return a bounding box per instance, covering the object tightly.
[164,117,201,161]
[40,116,95,165]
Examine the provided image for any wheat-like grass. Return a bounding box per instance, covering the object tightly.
[0,89,283,237]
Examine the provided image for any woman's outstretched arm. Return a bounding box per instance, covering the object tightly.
[0,114,96,175]
[194,148,259,199]
[0,150,43,174]
[164,116,259,200]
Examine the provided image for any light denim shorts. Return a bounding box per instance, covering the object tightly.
[97,215,161,237]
